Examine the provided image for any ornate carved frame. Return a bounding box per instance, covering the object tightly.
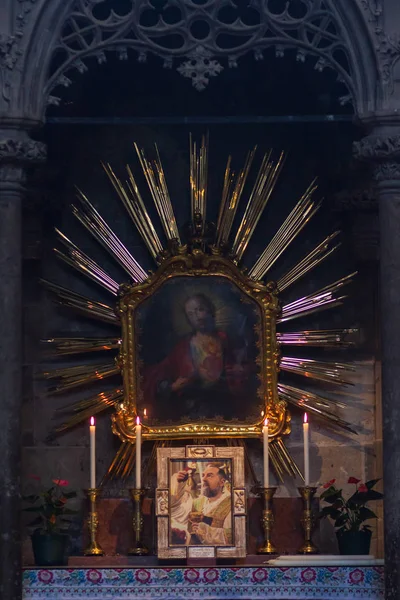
[156,445,246,559]
[112,249,290,441]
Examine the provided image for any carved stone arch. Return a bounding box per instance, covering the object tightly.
[19,0,380,121]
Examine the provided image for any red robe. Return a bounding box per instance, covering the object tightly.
[142,331,248,417]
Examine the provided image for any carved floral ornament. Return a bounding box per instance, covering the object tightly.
[44,0,362,105]
[353,134,400,182]
[0,138,47,163]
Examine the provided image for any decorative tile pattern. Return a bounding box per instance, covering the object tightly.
[23,566,384,599]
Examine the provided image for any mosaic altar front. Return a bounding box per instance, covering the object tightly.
[23,565,384,599]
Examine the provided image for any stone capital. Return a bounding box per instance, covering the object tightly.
[0,137,47,165]
[353,131,400,183]
[0,132,47,186]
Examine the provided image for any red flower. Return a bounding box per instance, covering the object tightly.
[252,568,268,583]
[53,479,69,487]
[86,569,102,584]
[348,477,361,484]
[301,568,316,583]
[323,479,336,488]
[135,569,151,583]
[184,569,200,583]
[358,483,368,493]
[203,569,219,583]
[38,570,53,584]
[349,569,365,584]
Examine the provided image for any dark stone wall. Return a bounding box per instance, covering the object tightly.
[20,49,382,558]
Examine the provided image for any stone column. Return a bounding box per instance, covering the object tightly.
[354,126,400,600]
[0,133,46,600]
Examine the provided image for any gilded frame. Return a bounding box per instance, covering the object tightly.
[156,445,246,559]
[112,250,289,442]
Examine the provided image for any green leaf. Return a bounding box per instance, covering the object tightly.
[320,489,343,504]
[335,513,349,528]
[358,490,384,502]
[365,479,381,490]
[359,507,377,522]
[319,506,341,520]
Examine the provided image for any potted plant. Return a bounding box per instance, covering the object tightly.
[23,477,77,566]
[319,477,383,555]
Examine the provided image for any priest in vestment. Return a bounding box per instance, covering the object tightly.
[170,463,232,546]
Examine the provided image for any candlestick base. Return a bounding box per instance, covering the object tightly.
[83,488,104,557]
[128,488,149,556]
[257,487,278,555]
[297,486,319,555]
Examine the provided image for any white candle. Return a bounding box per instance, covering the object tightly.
[263,417,269,488]
[90,416,96,489]
[135,416,142,489]
[303,413,310,486]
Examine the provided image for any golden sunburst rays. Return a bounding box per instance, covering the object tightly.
[101,439,163,484]
[42,280,119,324]
[216,148,256,248]
[279,272,357,323]
[102,161,163,261]
[280,357,355,386]
[190,132,209,230]
[53,389,123,435]
[270,438,304,482]
[278,383,357,434]
[54,229,120,295]
[102,442,136,483]
[277,329,357,347]
[42,362,119,393]
[41,133,361,486]
[231,150,285,261]
[133,143,181,245]
[41,337,120,357]
[248,179,320,280]
[233,438,302,484]
[72,189,148,282]
[277,232,341,292]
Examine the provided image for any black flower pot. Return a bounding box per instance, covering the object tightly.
[31,531,69,566]
[336,529,372,555]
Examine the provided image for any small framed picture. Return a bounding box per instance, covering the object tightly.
[156,445,246,559]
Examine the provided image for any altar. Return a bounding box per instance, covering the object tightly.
[23,563,384,600]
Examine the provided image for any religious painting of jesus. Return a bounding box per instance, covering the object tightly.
[135,276,261,423]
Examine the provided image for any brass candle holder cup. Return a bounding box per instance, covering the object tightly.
[128,488,149,556]
[258,486,278,555]
[84,488,104,556]
[298,486,319,555]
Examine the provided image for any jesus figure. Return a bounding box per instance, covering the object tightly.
[142,293,248,420]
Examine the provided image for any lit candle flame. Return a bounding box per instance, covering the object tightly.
[143,408,147,417]
[136,416,140,426]
[264,417,268,427]
[304,412,308,424]
[90,416,95,426]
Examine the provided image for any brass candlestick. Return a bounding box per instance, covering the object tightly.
[84,488,104,556]
[258,486,278,554]
[298,486,318,555]
[128,488,149,555]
